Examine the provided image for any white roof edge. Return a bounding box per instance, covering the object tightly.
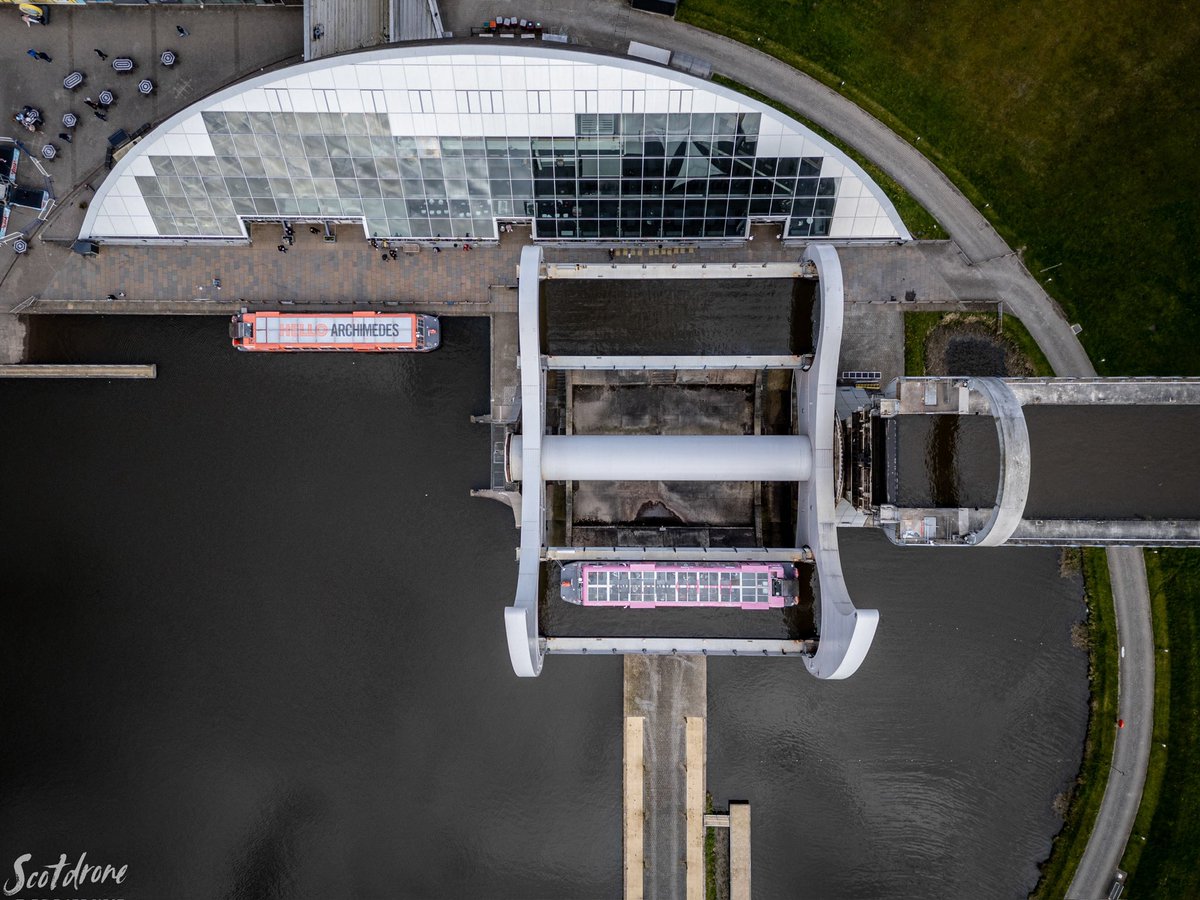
[81,41,912,241]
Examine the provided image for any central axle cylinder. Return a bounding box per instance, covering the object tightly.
[507,434,813,482]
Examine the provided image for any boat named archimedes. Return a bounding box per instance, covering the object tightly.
[230,311,440,352]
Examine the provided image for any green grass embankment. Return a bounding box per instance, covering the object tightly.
[1031,549,1118,899]
[679,0,1200,378]
[709,76,945,240]
[1120,551,1200,895]
[903,311,939,376]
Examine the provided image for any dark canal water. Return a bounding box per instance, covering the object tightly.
[1023,406,1200,519]
[0,316,1087,899]
[893,415,1000,508]
[544,278,812,355]
[892,406,1200,519]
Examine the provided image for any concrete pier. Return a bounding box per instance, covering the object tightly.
[1009,518,1200,546]
[624,655,707,900]
[625,716,646,900]
[729,803,751,900]
[0,315,25,364]
[0,364,156,379]
[685,716,706,900]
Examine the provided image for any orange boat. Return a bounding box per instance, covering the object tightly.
[230,311,440,352]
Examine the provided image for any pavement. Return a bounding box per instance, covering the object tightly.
[1067,546,1155,900]
[624,654,706,900]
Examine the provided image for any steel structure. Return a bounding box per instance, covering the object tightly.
[502,244,879,679]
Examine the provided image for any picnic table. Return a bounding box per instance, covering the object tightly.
[62,71,84,90]
[160,50,176,67]
[112,58,134,73]
[138,79,154,95]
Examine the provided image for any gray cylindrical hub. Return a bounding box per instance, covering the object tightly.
[508,434,812,482]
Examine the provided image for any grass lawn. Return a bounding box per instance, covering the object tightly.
[1031,549,1118,899]
[903,311,939,377]
[1119,550,1200,894]
[710,75,945,240]
[678,0,1200,377]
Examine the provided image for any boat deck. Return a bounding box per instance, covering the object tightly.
[562,562,798,609]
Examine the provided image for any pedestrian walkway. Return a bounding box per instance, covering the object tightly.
[7,223,823,313]
[306,0,389,59]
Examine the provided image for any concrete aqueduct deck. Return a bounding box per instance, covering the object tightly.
[868,376,1200,548]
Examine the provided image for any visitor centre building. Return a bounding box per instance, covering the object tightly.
[80,43,910,245]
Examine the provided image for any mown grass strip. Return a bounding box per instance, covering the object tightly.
[999,312,1054,377]
[1121,550,1200,895]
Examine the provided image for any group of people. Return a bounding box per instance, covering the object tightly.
[368,234,474,260]
[12,106,41,133]
[13,86,113,159]
[18,23,192,158]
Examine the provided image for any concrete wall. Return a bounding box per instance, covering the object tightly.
[799,245,879,679]
[503,246,547,678]
[965,378,1031,547]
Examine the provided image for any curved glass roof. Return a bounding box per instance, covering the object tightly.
[81,44,910,243]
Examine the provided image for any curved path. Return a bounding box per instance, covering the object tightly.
[1068,547,1154,899]
[442,1,1154,892]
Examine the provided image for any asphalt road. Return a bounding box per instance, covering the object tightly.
[1067,547,1155,899]
[446,2,1156,892]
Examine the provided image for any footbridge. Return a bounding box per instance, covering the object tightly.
[843,376,1200,547]
[495,244,878,680]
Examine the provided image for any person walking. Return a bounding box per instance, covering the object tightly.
[93,110,108,121]
[176,25,190,37]
[58,132,72,144]
[28,50,52,62]
[94,49,108,61]
[277,244,287,253]
[84,97,99,111]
